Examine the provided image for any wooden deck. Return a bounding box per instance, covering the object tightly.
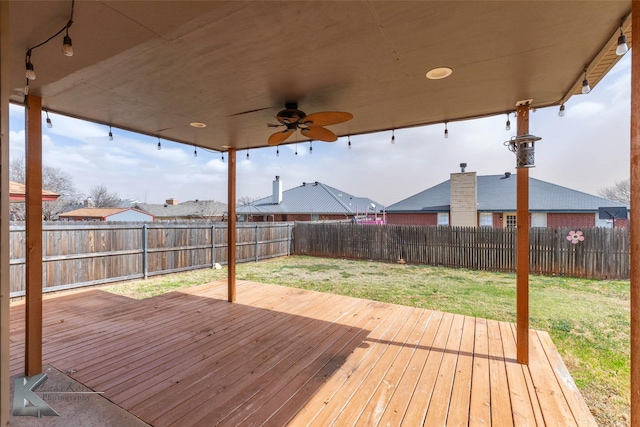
[9,280,596,426]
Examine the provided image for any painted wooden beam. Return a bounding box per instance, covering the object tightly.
[516,104,530,365]
[0,2,11,423]
[227,149,236,302]
[25,95,43,376]
[630,3,639,425]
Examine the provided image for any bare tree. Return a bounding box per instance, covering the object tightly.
[237,196,261,206]
[88,184,120,208]
[10,157,82,220]
[599,179,630,205]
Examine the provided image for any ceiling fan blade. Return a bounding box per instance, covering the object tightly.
[302,111,353,127]
[268,130,294,146]
[267,123,282,128]
[301,126,338,142]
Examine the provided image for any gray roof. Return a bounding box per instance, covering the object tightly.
[238,181,382,215]
[387,174,629,213]
[136,200,227,218]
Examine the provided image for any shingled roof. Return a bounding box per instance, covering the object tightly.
[387,174,628,213]
[238,181,382,215]
[136,200,227,219]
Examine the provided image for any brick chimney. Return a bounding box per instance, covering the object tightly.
[450,164,477,227]
[272,176,283,204]
[166,198,178,205]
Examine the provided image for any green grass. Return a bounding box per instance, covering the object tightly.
[101,256,629,426]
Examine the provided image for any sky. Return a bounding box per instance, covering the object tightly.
[8,55,631,207]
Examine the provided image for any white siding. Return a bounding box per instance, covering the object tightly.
[106,210,154,222]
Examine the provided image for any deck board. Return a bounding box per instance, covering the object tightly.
[8,280,596,426]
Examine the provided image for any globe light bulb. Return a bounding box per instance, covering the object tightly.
[62,35,74,57]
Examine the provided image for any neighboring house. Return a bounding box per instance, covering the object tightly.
[386,170,629,228]
[58,207,154,222]
[9,181,60,202]
[136,198,226,221]
[237,176,384,222]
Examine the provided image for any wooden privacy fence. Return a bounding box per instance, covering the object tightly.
[292,223,630,280]
[10,222,292,297]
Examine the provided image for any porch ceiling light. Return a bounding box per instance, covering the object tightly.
[581,69,591,94]
[616,27,628,56]
[426,67,452,80]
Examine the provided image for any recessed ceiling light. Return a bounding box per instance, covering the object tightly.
[190,122,207,128]
[426,67,453,80]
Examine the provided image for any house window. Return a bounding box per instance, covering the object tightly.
[531,212,547,228]
[479,213,493,227]
[505,214,517,228]
[437,212,449,226]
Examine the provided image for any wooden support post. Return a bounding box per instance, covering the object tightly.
[227,148,236,302]
[25,95,43,376]
[0,2,11,423]
[630,3,640,425]
[516,104,530,365]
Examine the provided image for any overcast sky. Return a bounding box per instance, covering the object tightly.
[9,55,630,207]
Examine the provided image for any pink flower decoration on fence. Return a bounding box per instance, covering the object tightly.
[566,230,585,245]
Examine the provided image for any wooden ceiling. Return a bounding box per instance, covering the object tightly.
[6,1,632,152]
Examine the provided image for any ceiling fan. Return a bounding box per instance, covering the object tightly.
[267,102,353,146]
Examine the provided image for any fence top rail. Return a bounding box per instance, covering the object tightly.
[9,221,295,232]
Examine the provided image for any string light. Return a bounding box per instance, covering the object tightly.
[25,51,36,81]
[221,152,225,162]
[348,135,351,150]
[309,141,313,154]
[276,147,280,157]
[45,111,52,129]
[505,113,511,131]
[157,137,161,150]
[444,121,449,139]
[558,104,565,117]
[295,144,298,155]
[581,68,591,94]
[246,150,250,160]
[616,26,628,56]
[108,126,113,141]
[391,129,395,144]
[194,146,197,158]
[23,1,75,89]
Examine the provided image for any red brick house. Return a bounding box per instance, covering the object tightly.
[386,171,629,228]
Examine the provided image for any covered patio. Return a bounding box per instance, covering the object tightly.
[0,1,637,425]
[9,280,595,426]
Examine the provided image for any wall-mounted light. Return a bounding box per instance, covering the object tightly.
[108,126,113,141]
[581,69,591,94]
[45,111,52,128]
[616,26,628,56]
[558,104,565,117]
[505,113,511,131]
[444,121,449,139]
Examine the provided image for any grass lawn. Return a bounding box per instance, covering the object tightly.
[102,256,630,426]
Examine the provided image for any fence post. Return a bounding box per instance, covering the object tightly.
[287,223,292,255]
[255,223,259,262]
[142,224,148,279]
[211,223,216,267]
